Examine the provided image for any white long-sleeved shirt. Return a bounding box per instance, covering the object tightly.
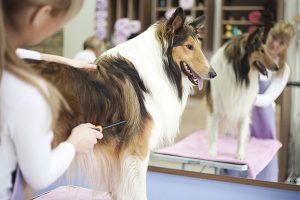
[0,56,75,199]
[73,49,96,63]
[255,63,290,107]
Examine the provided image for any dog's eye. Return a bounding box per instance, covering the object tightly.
[260,48,265,54]
[186,44,193,50]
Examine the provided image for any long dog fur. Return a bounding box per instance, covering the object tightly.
[31,8,216,199]
[206,28,278,160]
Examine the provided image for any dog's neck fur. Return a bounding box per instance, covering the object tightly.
[224,34,254,87]
[103,24,191,100]
[102,24,192,148]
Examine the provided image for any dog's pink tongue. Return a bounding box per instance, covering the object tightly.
[198,78,203,90]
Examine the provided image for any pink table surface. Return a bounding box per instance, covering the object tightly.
[155,130,282,179]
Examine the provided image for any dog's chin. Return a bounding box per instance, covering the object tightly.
[180,61,203,90]
[253,60,268,76]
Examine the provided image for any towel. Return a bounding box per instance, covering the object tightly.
[33,186,111,200]
[155,130,282,179]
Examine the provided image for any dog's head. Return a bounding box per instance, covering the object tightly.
[246,27,279,76]
[157,7,216,91]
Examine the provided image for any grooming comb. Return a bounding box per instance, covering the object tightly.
[92,120,126,132]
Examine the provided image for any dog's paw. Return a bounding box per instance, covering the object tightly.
[236,153,245,160]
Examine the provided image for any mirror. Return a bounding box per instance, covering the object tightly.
[147,0,300,189]
[149,17,300,188]
[148,86,297,184]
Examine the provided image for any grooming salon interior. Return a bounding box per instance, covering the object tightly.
[2,0,300,199]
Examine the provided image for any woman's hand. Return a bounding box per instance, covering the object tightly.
[66,123,103,154]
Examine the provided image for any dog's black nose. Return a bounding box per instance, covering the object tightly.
[209,69,217,78]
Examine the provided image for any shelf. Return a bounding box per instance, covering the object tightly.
[191,6,206,11]
[156,6,206,11]
[223,6,264,11]
[153,0,213,51]
[221,35,232,39]
[107,0,152,40]
[156,7,169,11]
[222,20,262,25]
[220,0,283,45]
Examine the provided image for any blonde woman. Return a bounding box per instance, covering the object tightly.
[250,21,295,182]
[73,35,106,63]
[0,1,103,199]
[222,21,295,182]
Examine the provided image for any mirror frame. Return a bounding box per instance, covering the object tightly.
[278,87,292,181]
[148,166,300,192]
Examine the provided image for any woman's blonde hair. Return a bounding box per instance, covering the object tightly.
[83,35,106,56]
[0,0,82,127]
[269,20,295,69]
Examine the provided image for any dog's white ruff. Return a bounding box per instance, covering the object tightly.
[103,26,194,149]
[100,25,196,199]
[208,45,259,159]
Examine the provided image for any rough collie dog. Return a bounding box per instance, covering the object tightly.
[31,8,216,199]
[206,27,278,160]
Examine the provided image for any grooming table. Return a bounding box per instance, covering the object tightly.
[151,152,248,174]
[152,130,282,179]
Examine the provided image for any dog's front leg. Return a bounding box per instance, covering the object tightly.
[237,116,250,160]
[208,114,219,157]
[113,153,150,200]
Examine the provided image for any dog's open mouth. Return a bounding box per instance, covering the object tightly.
[180,61,203,90]
[253,60,268,77]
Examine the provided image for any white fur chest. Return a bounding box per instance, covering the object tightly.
[103,28,192,149]
[145,77,192,149]
[210,46,259,133]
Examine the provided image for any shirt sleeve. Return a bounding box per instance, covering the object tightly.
[15,48,41,60]
[8,89,75,190]
[254,64,290,107]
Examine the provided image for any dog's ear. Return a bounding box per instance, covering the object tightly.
[167,7,185,32]
[246,27,265,51]
[189,15,206,37]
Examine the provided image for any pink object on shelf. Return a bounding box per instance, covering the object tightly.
[112,18,141,45]
[33,186,111,200]
[129,20,141,33]
[179,0,195,10]
[165,8,176,19]
[155,130,282,179]
[95,0,108,39]
[248,11,262,23]
[248,26,258,33]
[96,11,108,19]
[96,0,108,10]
